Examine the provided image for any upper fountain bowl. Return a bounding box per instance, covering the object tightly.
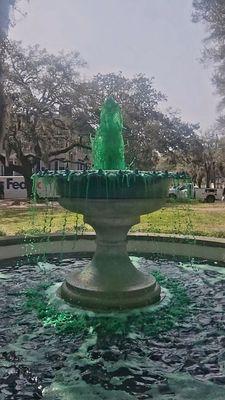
[34,169,182,200]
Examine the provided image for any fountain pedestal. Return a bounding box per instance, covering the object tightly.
[58,198,163,310]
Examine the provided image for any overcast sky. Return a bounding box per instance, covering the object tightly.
[10,0,218,130]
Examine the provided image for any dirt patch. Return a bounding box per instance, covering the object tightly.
[0,200,60,210]
[192,206,225,212]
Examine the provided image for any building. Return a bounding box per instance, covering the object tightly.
[0,106,92,176]
[0,141,91,176]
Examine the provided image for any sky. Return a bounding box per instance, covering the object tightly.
[10,0,218,130]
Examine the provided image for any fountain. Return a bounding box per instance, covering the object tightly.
[1,100,225,398]
[34,98,179,310]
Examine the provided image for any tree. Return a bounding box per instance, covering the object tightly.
[85,72,200,170]
[192,0,225,129]
[175,130,225,188]
[0,0,17,148]
[0,0,30,152]
[2,40,90,196]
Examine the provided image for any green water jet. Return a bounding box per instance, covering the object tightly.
[92,97,126,170]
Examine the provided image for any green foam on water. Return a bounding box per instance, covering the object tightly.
[0,272,11,280]
[43,382,135,400]
[43,333,136,399]
[151,373,225,400]
[24,271,190,337]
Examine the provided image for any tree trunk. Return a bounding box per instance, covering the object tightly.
[0,60,6,149]
[191,172,197,185]
[212,162,216,188]
[0,0,11,149]
[19,161,33,199]
[205,163,211,188]
[24,174,33,198]
[9,160,34,199]
[197,174,203,188]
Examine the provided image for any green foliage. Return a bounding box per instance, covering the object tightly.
[24,272,190,338]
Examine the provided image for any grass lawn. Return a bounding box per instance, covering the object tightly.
[1,201,225,238]
[136,202,225,237]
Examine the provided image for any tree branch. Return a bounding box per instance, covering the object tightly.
[49,140,91,157]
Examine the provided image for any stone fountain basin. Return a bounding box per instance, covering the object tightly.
[52,169,170,199]
[57,197,165,217]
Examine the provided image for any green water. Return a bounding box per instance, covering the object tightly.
[21,264,189,341]
[92,97,126,170]
[2,256,225,400]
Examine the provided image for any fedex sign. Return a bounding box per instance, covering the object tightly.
[7,178,27,190]
[0,176,27,199]
[0,176,58,199]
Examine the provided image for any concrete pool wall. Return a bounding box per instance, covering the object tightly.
[0,233,225,263]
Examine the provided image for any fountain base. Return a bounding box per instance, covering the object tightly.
[59,263,160,310]
[57,198,164,310]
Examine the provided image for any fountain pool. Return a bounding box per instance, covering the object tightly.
[1,249,225,399]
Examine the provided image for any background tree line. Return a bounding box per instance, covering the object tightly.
[2,39,225,195]
[0,39,205,195]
